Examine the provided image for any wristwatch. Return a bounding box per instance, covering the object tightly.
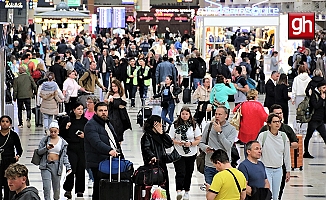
[217,131,222,135]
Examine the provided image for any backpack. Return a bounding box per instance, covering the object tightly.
[74,60,87,77]
[32,70,42,80]
[296,94,318,123]
[21,61,31,75]
[288,56,293,67]
[246,77,257,89]
[198,60,206,78]
[82,70,92,86]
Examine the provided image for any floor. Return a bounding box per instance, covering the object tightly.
[10,89,326,200]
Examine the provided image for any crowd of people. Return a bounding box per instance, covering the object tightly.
[1,24,326,200]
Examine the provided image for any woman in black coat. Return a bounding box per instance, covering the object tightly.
[140,115,173,200]
[105,79,131,143]
[305,69,324,97]
[275,73,291,124]
[59,103,88,198]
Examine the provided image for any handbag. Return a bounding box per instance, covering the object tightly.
[164,148,181,163]
[64,92,70,103]
[132,164,165,186]
[31,149,41,165]
[196,122,213,174]
[230,105,242,130]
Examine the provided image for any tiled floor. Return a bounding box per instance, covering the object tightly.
[10,90,326,200]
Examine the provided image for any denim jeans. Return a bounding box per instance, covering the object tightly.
[102,72,110,88]
[161,102,175,125]
[86,168,94,181]
[17,98,31,126]
[43,114,54,130]
[212,78,216,86]
[41,161,61,200]
[193,78,203,90]
[204,166,218,184]
[265,167,283,200]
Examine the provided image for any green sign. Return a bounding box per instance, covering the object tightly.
[68,0,80,7]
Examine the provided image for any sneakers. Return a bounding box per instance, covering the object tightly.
[303,152,314,158]
[18,125,23,128]
[77,192,83,197]
[64,191,72,199]
[26,119,31,128]
[176,191,182,200]
[183,192,189,200]
[88,179,94,188]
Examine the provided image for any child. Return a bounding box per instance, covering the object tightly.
[5,163,41,200]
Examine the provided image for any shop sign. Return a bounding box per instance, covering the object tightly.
[126,16,135,22]
[5,1,23,9]
[197,6,279,16]
[155,9,194,13]
[288,13,315,40]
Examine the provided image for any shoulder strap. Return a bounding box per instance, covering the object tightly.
[205,122,213,145]
[261,131,268,148]
[280,132,287,147]
[226,169,241,193]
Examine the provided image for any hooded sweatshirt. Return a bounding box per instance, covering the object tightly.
[292,72,311,100]
[41,81,58,91]
[12,186,41,200]
[210,83,237,109]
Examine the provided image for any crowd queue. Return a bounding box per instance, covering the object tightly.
[1,25,326,200]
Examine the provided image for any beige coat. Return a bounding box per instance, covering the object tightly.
[192,86,212,111]
[40,90,63,115]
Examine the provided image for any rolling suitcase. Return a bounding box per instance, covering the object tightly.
[5,103,15,128]
[99,156,133,200]
[182,76,191,104]
[291,134,303,171]
[34,106,43,127]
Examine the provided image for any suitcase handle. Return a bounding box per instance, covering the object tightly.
[109,155,121,182]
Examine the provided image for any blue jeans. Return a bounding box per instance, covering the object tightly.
[161,102,175,125]
[204,166,218,184]
[193,78,203,90]
[265,167,283,200]
[102,72,110,88]
[43,114,54,130]
[86,168,94,181]
[212,78,216,86]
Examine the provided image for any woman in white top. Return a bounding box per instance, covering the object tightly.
[63,70,86,112]
[37,121,71,200]
[169,107,202,200]
[257,113,291,200]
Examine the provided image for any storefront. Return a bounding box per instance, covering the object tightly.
[136,8,196,35]
[195,6,283,73]
[34,1,91,37]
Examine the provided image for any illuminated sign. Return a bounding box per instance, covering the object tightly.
[112,7,126,28]
[197,6,279,16]
[155,9,194,13]
[5,1,23,8]
[98,7,112,28]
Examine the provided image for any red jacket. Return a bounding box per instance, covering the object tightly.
[233,100,268,143]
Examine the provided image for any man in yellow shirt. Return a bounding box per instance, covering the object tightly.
[206,149,247,200]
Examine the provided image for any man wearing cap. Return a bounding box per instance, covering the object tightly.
[304,80,326,158]
[84,102,122,200]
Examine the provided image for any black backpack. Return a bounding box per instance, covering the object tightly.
[288,56,294,67]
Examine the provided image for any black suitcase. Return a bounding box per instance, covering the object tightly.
[136,107,152,127]
[34,106,43,127]
[182,76,191,104]
[99,156,133,200]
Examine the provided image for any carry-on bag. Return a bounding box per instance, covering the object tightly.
[99,156,133,200]
[291,134,303,171]
[34,106,43,127]
[5,103,15,128]
[182,76,191,104]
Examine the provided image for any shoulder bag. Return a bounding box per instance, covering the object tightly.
[31,136,48,165]
[196,122,213,174]
[164,147,181,163]
[230,104,242,130]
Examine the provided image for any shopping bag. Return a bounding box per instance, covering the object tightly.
[230,106,241,130]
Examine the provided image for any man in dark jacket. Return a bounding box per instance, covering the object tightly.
[13,67,37,128]
[209,55,231,85]
[84,102,122,200]
[304,80,326,158]
[49,56,65,90]
[189,52,206,90]
[97,49,114,88]
[57,39,68,54]
[264,71,279,109]
[5,163,41,200]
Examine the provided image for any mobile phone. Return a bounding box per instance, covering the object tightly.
[48,144,54,148]
[75,130,82,135]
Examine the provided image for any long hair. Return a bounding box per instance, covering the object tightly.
[143,115,162,132]
[109,79,124,97]
[173,107,196,130]
[277,73,288,85]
